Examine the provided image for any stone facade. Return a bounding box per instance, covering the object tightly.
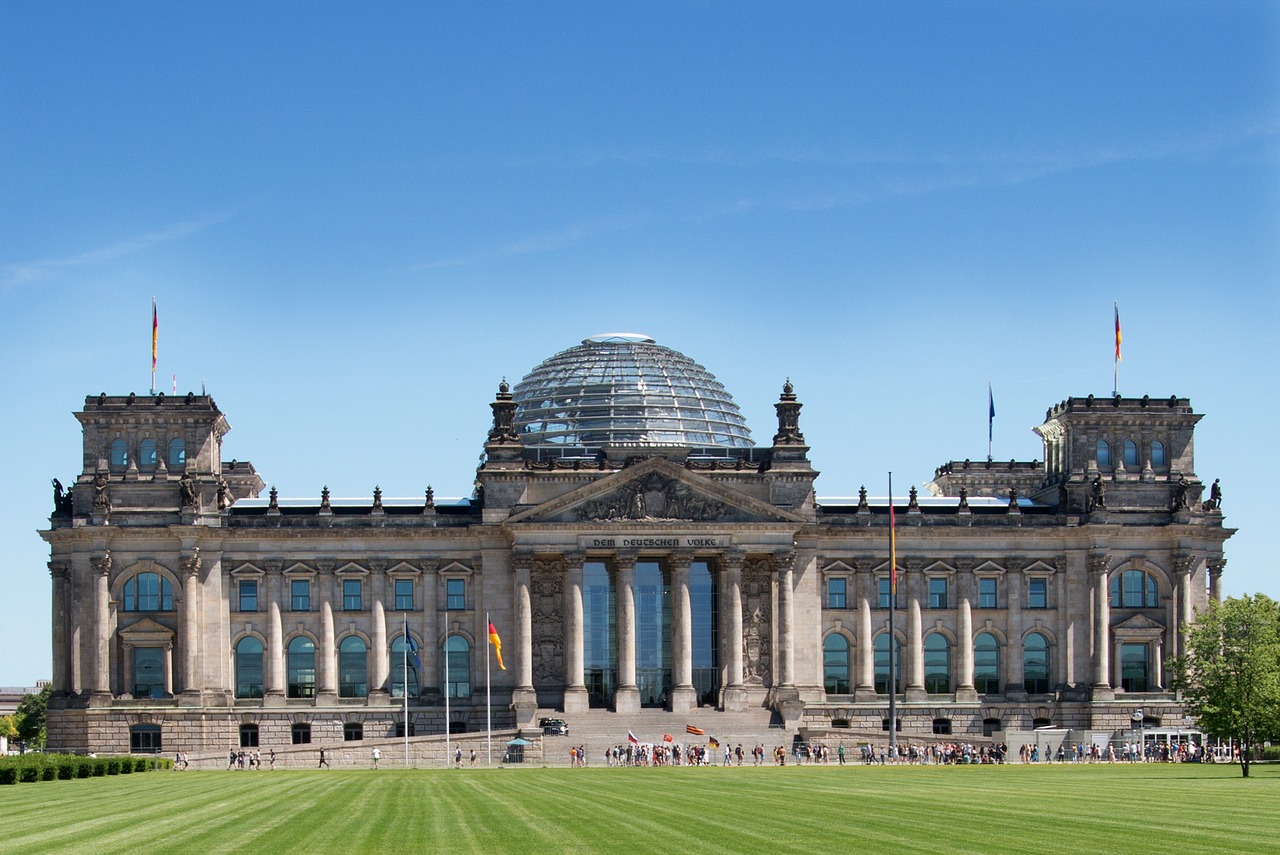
[40,351,1233,756]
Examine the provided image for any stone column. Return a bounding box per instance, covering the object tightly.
[956,595,976,701]
[855,582,874,700]
[49,562,70,695]
[614,551,640,714]
[776,551,796,688]
[563,552,588,713]
[92,552,112,700]
[122,642,134,697]
[905,591,926,702]
[1112,637,1124,690]
[721,550,747,711]
[1208,559,1225,603]
[1175,558,1194,660]
[1091,555,1113,698]
[317,563,337,701]
[1006,564,1023,696]
[511,552,538,718]
[369,562,388,699]
[162,642,174,696]
[266,565,285,703]
[180,550,201,698]
[421,561,439,695]
[1152,636,1164,690]
[669,551,695,712]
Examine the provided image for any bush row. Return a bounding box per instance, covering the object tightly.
[0,753,172,784]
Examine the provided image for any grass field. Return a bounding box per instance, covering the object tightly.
[1,763,1275,855]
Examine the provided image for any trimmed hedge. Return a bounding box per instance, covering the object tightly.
[0,754,171,785]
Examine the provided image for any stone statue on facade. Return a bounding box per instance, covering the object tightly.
[1171,476,1189,511]
[92,470,111,512]
[1207,478,1222,511]
[1088,475,1106,511]
[179,473,197,508]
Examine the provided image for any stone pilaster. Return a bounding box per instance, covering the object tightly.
[563,551,588,713]
[720,549,747,712]
[265,562,285,704]
[669,551,695,713]
[1090,553,1114,700]
[49,561,70,695]
[91,551,112,703]
[180,549,202,700]
[316,561,337,701]
[1208,558,1225,603]
[613,551,640,714]
[511,552,538,720]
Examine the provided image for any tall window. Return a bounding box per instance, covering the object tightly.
[974,632,1001,694]
[928,577,948,609]
[689,560,719,707]
[1123,440,1139,468]
[168,438,186,470]
[873,634,900,695]
[394,579,414,611]
[287,636,316,698]
[342,579,363,611]
[877,577,900,609]
[1121,643,1149,692]
[391,635,419,698]
[1096,439,1111,468]
[139,438,158,470]
[238,579,259,612]
[635,560,671,707]
[1024,632,1050,694]
[110,438,128,469]
[924,633,951,693]
[827,577,847,609]
[444,635,471,699]
[1027,578,1048,609]
[978,577,998,609]
[446,578,466,610]
[291,579,311,611]
[133,647,165,698]
[583,561,616,709]
[123,572,173,612]
[1151,440,1166,467]
[235,636,264,698]
[339,636,368,698]
[1110,570,1159,608]
[823,634,850,694]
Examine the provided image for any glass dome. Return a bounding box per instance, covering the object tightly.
[511,333,755,452]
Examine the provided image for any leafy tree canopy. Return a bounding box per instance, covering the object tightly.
[13,684,52,751]
[1173,594,1280,777]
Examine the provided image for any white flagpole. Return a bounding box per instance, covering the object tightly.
[444,624,451,767]
[403,615,409,768]
[486,611,493,766]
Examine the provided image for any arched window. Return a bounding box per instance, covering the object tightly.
[924,633,951,693]
[1123,440,1139,467]
[168,438,186,470]
[444,635,471,699]
[873,634,900,695]
[110,438,128,469]
[1096,439,1111,468]
[123,572,173,612]
[139,438,158,470]
[974,632,1001,694]
[390,634,419,698]
[1151,440,1166,468]
[235,636,264,698]
[339,636,368,698]
[823,634,850,694]
[287,636,316,698]
[1110,570,1159,608]
[1023,633,1050,694]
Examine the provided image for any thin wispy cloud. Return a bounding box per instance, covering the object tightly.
[3,212,233,286]
[413,213,648,271]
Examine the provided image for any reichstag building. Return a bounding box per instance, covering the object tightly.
[41,333,1233,754]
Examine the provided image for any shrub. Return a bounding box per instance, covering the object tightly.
[0,766,16,785]
[18,765,40,783]
[57,760,75,780]
[90,760,106,776]
[134,758,149,773]
[120,758,133,774]
[41,763,57,781]
[105,758,120,775]
[75,760,92,778]
[1261,745,1280,762]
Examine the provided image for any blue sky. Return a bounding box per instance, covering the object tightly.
[1,1,1276,685]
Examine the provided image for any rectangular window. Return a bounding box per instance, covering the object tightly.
[978,578,998,609]
[343,722,364,742]
[238,579,259,612]
[394,579,414,611]
[928,578,948,609]
[291,724,311,745]
[133,647,165,699]
[291,579,311,612]
[1028,578,1048,609]
[342,579,363,611]
[877,577,900,609]
[827,578,847,609]
[446,578,466,610]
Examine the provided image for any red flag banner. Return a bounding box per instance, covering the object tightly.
[1114,303,1122,363]
[662,733,673,743]
[686,724,705,736]
[488,622,505,670]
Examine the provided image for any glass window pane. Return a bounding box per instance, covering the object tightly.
[823,634,850,694]
[239,579,258,612]
[827,578,846,609]
[394,579,414,611]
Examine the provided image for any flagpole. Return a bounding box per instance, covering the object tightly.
[1113,302,1121,396]
[486,611,493,766]
[150,298,157,396]
[887,472,897,757]
[987,383,994,463]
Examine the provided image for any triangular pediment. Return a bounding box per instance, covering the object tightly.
[1114,613,1165,631]
[505,457,805,525]
[119,617,175,642]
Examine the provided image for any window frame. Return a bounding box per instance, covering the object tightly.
[823,634,851,694]
[1027,577,1048,609]
[238,579,259,613]
[342,578,363,612]
[394,578,415,611]
[928,577,949,610]
[1096,439,1111,468]
[978,577,998,609]
[168,437,187,470]
[291,723,312,745]
[290,579,311,612]
[446,578,466,611]
[826,577,847,610]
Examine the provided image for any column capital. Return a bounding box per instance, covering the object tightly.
[1088,553,1112,577]
[366,558,389,574]
[48,560,70,580]
[667,550,694,572]
[510,551,536,572]
[314,559,338,575]
[1172,553,1197,577]
[562,550,586,568]
[722,548,746,571]
[1207,557,1226,575]
[93,551,112,577]
[773,549,797,574]
[180,548,202,578]
[613,549,638,570]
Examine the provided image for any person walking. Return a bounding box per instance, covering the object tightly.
[318,747,330,769]
[372,747,381,770]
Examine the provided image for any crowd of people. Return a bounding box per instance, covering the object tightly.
[1020,740,1208,763]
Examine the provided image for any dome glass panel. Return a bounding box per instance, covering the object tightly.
[511,334,755,451]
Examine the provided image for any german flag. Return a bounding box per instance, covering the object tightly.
[686,724,705,736]
[708,736,720,748]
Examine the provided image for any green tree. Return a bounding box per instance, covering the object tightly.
[1173,594,1280,777]
[13,684,52,752]
[0,713,17,741]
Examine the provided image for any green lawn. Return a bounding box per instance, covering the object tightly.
[1,763,1275,855]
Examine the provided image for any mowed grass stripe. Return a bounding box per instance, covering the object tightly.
[1,764,1275,855]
